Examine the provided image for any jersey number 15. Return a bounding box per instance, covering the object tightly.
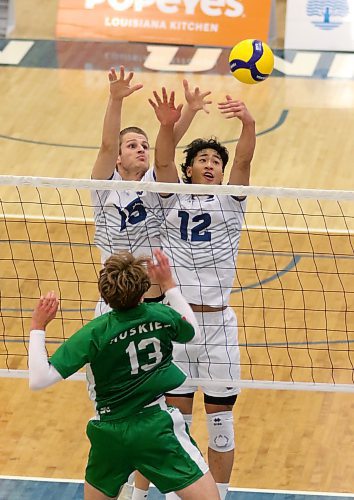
[116,198,147,231]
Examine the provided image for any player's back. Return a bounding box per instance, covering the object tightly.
[51,302,195,419]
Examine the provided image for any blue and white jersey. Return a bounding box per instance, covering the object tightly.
[92,169,162,263]
[160,194,246,307]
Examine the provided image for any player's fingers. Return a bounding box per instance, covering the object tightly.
[44,292,56,305]
[154,248,163,262]
[218,108,232,114]
[155,249,168,268]
[159,249,170,265]
[218,104,242,113]
[176,104,183,113]
[153,90,162,105]
[146,259,155,272]
[183,79,189,91]
[148,98,157,110]
[169,90,175,106]
[49,300,59,313]
[131,84,143,93]
[108,69,116,82]
[162,87,168,102]
[119,65,125,80]
[126,71,134,84]
[163,253,171,267]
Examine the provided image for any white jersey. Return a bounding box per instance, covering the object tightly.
[92,169,162,263]
[160,193,246,307]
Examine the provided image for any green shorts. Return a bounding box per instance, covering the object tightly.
[85,402,208,498]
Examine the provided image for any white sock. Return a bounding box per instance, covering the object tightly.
[216,483,229,500]
[131,488,148,500]
[165,493,180,499]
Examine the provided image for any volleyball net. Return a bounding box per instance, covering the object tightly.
[0,176,353,392]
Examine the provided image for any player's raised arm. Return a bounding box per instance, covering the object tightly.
[29,292,63,390]
[91,66,143,180]
[149,88,182,183]
[147,249,201,342]
[218,96,256,187]
[173,79,212,146]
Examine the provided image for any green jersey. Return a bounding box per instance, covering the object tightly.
[50,302,194,420]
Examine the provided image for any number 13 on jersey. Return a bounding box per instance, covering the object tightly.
[125,338,163,375]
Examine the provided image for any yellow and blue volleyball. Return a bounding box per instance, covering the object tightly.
[229,39,274,84]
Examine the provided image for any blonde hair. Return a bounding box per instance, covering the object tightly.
[98,252,151,310]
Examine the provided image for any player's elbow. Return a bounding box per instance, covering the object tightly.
[155,159,174,170]
[29,376,44,391]
[190,324,201,344]
[29,371,51,391]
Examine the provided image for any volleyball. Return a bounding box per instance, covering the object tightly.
[229,39,274,85]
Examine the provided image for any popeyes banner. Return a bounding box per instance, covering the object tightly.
[56,0,272,47]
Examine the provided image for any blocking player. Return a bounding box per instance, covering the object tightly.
[29,249,221,500]
[152,95,256,500]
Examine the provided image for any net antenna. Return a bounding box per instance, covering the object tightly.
[0,176,353,393]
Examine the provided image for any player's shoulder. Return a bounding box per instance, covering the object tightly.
[146,302,179,320]
[84,313,109,336]
[216,192,247,208]
[142,168,155,182]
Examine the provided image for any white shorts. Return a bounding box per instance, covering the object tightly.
[170,307,241,397]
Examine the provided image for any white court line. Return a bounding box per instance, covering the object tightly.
[0,475,83,483]
[0,476,353,497]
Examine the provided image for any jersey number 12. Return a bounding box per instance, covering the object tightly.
[178,210,211,242]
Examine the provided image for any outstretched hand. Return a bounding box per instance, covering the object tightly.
[148,87,183,127]
[147,249,176,292]
[183,79,212,114]
[31,291,59,331]
[108,65,143,100]
[218,96,254,124]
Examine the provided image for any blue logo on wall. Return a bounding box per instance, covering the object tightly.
[307,0,349,30]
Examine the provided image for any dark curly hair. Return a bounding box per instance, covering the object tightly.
[98,251,151,311]
[180,138,229,184]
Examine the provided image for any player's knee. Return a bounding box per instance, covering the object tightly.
[207,411,235,452]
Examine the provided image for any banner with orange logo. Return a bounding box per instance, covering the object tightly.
[56,0,272,47]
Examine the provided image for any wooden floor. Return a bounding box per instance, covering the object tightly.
[1,0,354,496]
